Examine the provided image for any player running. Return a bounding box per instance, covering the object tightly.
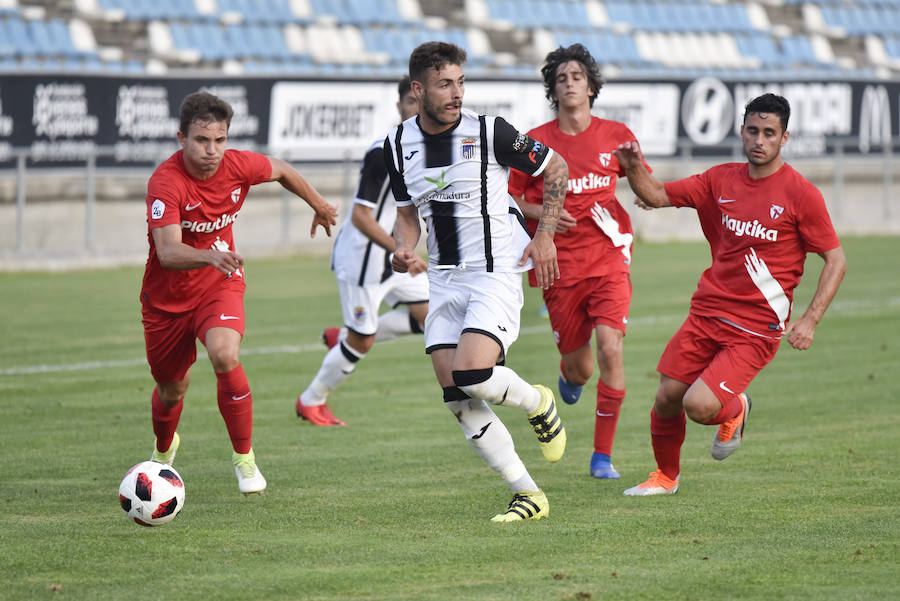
[509,43,652,480]
[295,76,428,426]
[141,91,337,494]
[615,93,846,496]
[385,42,570,522]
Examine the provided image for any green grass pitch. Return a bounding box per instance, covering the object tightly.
[0,236,897,600]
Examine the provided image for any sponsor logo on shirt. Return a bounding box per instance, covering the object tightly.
[424,169,451,191]
[181,211,239,233]
[528,141,544,164]
[460,137,476,160]
[721,214,778,241]
[568,173,612,194]
[512,133,528,152]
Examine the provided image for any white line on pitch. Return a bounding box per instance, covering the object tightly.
[2,296,897,376]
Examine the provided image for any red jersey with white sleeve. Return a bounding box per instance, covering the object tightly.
[141,149,272,313]
[664,162,840,337]
[509,117,647,288]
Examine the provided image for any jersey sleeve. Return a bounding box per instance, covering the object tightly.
[146,172,183,229]
[383,132,412,207]
[355,144,387,208]
[493,116,554,177]
[233,150,272,185]
[796,184,841,254]
[663,170,711,209]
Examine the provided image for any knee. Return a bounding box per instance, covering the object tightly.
[346,331,375,354]
[653,387,683,417]
[683,392,719,424]
[452,368,494,400]
[595,337,623,371]
[209,348,240,373]
[157,383,187,406]
[565,358,593,386]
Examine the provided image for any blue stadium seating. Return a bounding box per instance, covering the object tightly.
[1,0,898,79]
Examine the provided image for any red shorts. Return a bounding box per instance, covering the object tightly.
[142,278,246,383]
[657,314,779,404]
[544,272,631,355]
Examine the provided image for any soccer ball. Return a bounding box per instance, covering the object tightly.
[118,461,185,526]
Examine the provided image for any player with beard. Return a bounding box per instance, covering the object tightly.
[385,42,571,522]
[615,93,846,496]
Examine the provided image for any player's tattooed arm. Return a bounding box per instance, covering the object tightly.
[519,152,567,288]
[537,152,568,234]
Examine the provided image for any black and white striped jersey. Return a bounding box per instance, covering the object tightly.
[331,136,396,286]
[383,108,553,272]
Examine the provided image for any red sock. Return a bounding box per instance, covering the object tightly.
[650,407,686,481]
[151,388,183,453]
[706,393,743,425]
[593,379,625,455]
[216,365,253,454]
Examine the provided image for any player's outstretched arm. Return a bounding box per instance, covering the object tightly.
[152,224,244,275]
[391,205,422,274]
[520,152,567,288]
[268,157,338,237]
[613,141,671,209]
[785,246,847,350]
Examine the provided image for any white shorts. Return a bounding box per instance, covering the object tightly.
[424,269,523,359]
[337,272,429,335]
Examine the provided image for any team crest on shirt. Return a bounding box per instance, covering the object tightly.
[231,187,241,203]
[598,152,611,167]
[354,306,365,320]
[460,138,477,160]
[770,204,784,220]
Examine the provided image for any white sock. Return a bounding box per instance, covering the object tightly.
[446,399,537,492]
[374,308,416,342]
[300,342,364,406]
[456,366,540,413]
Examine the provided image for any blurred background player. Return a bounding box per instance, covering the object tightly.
[509,44,652,480]
[295,76,429,427]
[615,93,846,496]
[387,42,570,522]
[142,91,338,494]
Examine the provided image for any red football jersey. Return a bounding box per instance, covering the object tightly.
[664,162,840,337]
[508,117,645,287]
[140,149,272,313]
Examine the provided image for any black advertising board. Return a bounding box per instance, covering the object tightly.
[0,75,272,167]
[0,73,897,168]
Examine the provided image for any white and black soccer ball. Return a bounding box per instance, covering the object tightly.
[118,461,185,527]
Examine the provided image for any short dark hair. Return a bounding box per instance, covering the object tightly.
[409,42,467,84]
[743,93,790,132]
[398,75,411,100]
[541,44,604,111]
[179,92,233,135]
